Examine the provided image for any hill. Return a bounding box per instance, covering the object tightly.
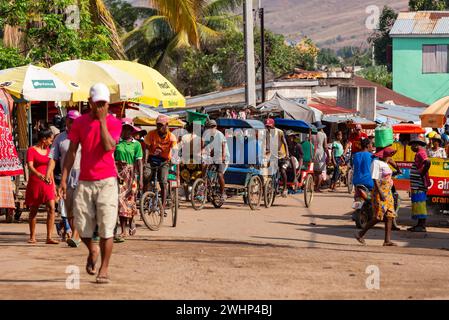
[262,0,408,48]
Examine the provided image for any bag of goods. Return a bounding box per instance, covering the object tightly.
[375,124,394,148]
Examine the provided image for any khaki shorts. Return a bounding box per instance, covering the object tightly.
[73,177,118,239]
[65,186,76,218]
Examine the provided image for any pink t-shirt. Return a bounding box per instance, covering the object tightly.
[68,113,122,181]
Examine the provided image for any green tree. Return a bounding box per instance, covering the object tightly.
[0,45,30,69]
[357,65,393,89]
[104,0,154,33]
[409,0,449,10]
[368,6,397,68]
[317,48,340,67]
[0,0,125,66]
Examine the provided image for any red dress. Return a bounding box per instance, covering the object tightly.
[25,147,55,207]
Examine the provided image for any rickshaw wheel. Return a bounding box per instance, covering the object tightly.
[304,174,314,208]
[248,176,262,210]
[264,177,275,208]
[347,168,354,194]
[171,187,179,227]
[191,178,207,211]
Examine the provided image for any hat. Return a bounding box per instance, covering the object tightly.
[89,83,110,103]
[286,130,298,136]
[431,133,443,143]
[67,110,81,120]
[355,124,363,130]
[121,118,140,132]
[265,118,275,128]
[205,119,217,128]
[374,146,397,159]
[409,134,427,147]
[156,115,169,125]
[313,121,326,130]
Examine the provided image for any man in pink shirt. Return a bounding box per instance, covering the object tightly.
[60,83,122,284]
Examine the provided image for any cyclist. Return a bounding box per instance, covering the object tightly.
[345,124,368,160]
[202,119,230,201]
[144,115,178,214]
[265,118,290,197]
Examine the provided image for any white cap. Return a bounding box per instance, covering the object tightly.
[89,83,110,103]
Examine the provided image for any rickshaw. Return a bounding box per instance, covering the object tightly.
[264,118,317,208]
[190,118,265,211]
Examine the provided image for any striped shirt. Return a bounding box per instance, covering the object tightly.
[410,148,429,191]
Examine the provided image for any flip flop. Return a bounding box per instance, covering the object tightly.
[28,239,37,244]
[67,238,80,248]
[114,236,125,243]
[354,233,366,245]
[85,249,99,275]
[96,275,111,284]
[129,227,137,236]
[46,239,59,245]
[383,242,398,247]
[407,226,427,233]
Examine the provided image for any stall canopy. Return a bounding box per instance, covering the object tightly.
[323,114,377,129]
[376,103,425,124]
[420,96,449,128]
[256,93,319,123]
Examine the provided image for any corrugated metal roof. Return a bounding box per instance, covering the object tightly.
[390,19,415,35]
[390,11,449,36]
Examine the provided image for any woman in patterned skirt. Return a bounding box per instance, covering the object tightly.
[114,119,143,242]
[356,147,398,246]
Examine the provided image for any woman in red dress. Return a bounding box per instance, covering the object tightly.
[25,128,58,244]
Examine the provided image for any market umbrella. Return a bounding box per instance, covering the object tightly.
[420,96,449,128]
[0,65,79,101]
[100,60,186,108]
[51,60,143,103]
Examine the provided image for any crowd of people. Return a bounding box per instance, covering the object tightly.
[2,81,449,282]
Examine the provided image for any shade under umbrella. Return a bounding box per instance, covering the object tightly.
[0,65,79,101]
[420,96,449,128]
[51,60,143,103]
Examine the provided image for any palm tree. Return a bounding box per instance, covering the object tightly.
[122,0,242,69]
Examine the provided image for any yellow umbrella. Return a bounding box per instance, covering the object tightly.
[133,116,185,128]
[51,60,143,103]
[0,65,80,101]
[420,96,449,128]
[101,60,186,108]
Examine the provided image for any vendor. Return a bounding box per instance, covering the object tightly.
[427,134,447,159]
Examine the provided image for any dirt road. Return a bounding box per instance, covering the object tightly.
[1,190,449,300]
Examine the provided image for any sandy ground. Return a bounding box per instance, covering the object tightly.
[1,189,449,300]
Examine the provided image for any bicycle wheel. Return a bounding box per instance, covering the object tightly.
[171,187,179,227]
[140,191,164,231]
[191,178,207,211]
[247,176,262,211]
[263,177,275,208]
[304,174,314,208]
[347,169,354,194]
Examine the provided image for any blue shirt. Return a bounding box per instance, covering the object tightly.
[352,151,374,190]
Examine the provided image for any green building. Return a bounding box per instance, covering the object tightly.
[390,11,449,105]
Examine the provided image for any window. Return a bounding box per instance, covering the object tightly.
[423,45,449,73]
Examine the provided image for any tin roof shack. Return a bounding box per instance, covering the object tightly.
[390,11,449,105]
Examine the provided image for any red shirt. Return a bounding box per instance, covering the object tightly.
[349,132,368,153]
[68,114,122,181]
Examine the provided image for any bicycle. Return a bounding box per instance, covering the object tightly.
[140,160,179,231]
[191,164,224,210]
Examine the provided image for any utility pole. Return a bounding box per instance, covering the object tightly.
[259,6,266,103]
[243,0,256,106]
